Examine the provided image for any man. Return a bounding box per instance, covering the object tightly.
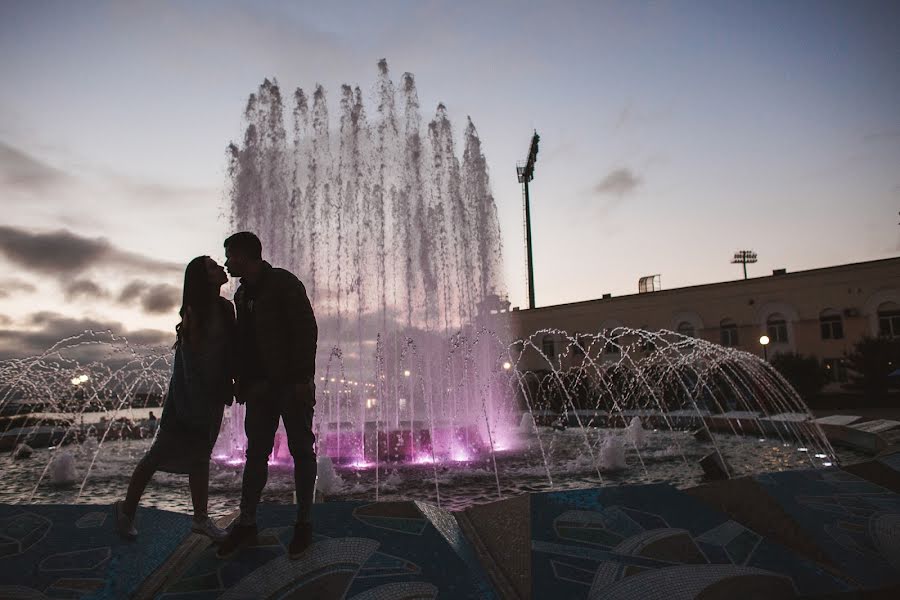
[217,232,318,559]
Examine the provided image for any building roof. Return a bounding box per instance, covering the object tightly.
[515,256,900,313]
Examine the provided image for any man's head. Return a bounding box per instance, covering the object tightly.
[224,231,263,278]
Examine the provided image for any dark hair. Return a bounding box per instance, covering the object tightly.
[175,256,215,348]
[224,231,262,260]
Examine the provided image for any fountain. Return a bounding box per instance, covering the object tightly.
[223,60,513,484]
[0,325,844,510]
[0,62,844,512]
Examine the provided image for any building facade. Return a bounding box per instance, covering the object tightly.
[500,257,900,384]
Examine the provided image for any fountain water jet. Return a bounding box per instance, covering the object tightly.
[225,62,510,483]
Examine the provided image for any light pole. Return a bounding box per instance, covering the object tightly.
[759,335,770,361]
[517,131,540,309]
[732,250,758,280]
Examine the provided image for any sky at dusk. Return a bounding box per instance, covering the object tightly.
[1,0,898,358]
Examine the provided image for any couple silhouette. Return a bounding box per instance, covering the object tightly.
[114,231,319,560]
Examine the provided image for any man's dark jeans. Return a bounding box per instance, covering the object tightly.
[239,381,317,524]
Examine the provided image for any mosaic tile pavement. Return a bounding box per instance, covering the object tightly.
[753,467,900,590]
[3,450,900,599]
[528,483,853,600]
[157,501,495,600]
[0,503,190,599]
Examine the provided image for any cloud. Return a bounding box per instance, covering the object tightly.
[118,281,147,304]
[0,141,71,190]
[0,277,37,299]
[141,284,180,314]
[62,279,110,301]
[0,225,181,277]
[594,168,642,197]
[118,280,180,314]
[0,311,171,359]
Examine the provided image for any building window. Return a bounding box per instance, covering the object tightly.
[639,327,656,352]
[676,321,695,338]
[572,332,585,356]
[541,335,556,359]
[819,310,844,340]
[720,319,739,347]
[767,313,789,343]
[878,302,900,338]
[823,358,847,383]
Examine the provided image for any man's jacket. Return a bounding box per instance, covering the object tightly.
[234,261,318,384]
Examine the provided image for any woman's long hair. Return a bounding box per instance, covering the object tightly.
[175,256,215,348]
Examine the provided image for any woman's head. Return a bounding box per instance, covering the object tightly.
[176,256,227,345]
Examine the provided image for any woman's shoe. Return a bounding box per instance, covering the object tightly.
[113,501,138,540]
[191,517,228,542]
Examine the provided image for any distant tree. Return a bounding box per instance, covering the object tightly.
[770,352,828,400]
[845,337,900,403]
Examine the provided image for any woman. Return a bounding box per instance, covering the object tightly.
[115,256,235,541]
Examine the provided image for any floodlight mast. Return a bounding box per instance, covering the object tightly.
[517,131,540,309]
[731,249,758,280]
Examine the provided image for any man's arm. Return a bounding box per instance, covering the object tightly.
[285,276,318,383]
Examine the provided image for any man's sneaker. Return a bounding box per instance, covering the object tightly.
[289,522,313,559]
[216,523,257,559]
[191,517,228,542]
[113,501,137,540]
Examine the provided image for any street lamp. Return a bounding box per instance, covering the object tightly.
[759,335,770,361]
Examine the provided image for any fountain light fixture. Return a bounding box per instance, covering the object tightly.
[403,369,411,377]
[759,334,770,360]
[502,361,512,370]
[71,374,89,386]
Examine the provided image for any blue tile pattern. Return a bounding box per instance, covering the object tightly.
[0,503,190,599]
[531,483,850,599]
[159,502,495,599]
[754,467,900,589]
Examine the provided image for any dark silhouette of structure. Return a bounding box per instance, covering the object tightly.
[732,249,758,280]
[517,131,540,309]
